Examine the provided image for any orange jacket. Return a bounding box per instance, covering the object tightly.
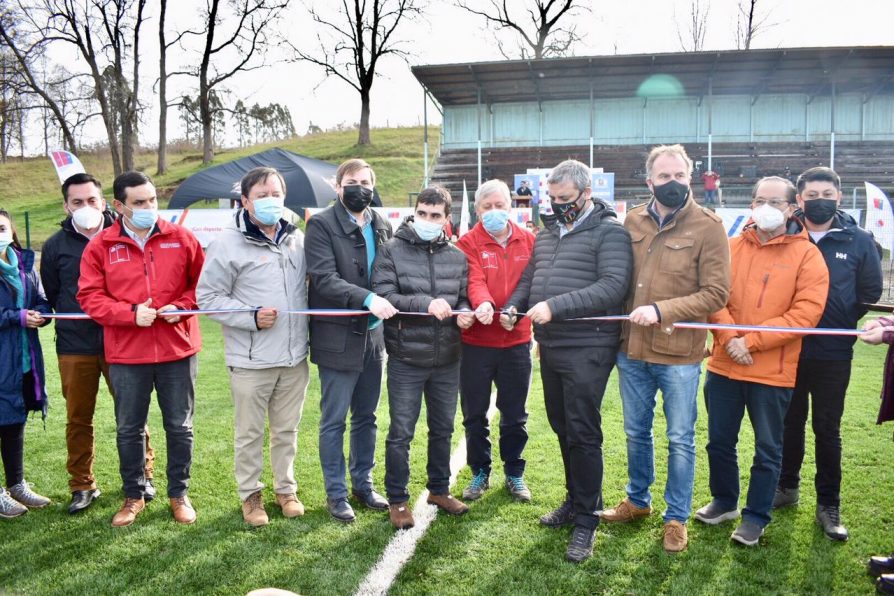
[707,223,829,387]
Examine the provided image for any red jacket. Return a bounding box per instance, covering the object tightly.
[77,219,204,364]
[456,221,534,348]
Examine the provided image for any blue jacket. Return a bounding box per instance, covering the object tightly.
[799,211,883,360]
[0,248,50,424]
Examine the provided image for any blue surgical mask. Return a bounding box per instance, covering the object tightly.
[412,217,443,242]
[125,205,158,230]
[481,209,510,233]
[252,197,284,226]
[0,230,12,252]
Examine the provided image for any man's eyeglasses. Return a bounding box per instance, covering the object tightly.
[753,199,790,209]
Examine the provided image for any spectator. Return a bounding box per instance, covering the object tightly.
[515,180,533,208]
[702,169,721,206]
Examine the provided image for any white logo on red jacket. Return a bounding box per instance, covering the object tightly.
[481,250,498,269]
[109,243,131,264]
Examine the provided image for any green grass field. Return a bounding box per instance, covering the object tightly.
[0,317,892,595]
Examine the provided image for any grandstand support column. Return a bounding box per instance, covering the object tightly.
[830,81,837,170]
[589,83,594,168]
[477,86,482,186]
[707,78,713,170]
[423,87,429,187]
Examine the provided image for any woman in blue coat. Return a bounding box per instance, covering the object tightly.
[0,209,52,518]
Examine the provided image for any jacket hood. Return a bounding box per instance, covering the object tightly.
[792,208,858,233]
[741,215,808,244]
[394,216,449,249]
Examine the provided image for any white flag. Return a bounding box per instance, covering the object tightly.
[864,181,894,253]
[48,150,86,184]
[459,180,470,236]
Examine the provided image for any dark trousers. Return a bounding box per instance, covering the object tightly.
[109,356,197,499]
[0,423,24,487]
[704,372,792,528]
[779,358,851,507]
[384,358,460,504]
[460,342,532,477]
[540,345,614,530]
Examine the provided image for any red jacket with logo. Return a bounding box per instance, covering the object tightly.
[77,219,204,364]
[456,221,534,348]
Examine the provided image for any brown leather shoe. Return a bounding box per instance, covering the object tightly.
[242,490,268,527]
[275,493,305,518]
[389,502,415,529]
[663,520,688,552]
[170,495,197,525]
[111,497,145,527]
[600,497,652,523]
[427,493,469,516]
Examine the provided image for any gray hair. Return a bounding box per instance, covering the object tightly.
[474,179,511,207]
[548,160,590,193]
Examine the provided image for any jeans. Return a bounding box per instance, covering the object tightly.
[704,371,792,528]
[318,330,384,500]
[384,359,460,503]
[616,351,701,522]
[704,189,718,205]
[460,343,531,477]
[540,345,615,530]
[779,359,851,507]
[109,356,197,499]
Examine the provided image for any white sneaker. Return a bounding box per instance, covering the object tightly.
[8,480,50,508]
[0,487,27,518]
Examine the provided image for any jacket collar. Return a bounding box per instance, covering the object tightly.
[395,217,449,249]
[235,208,295,246]
[333,199,388,235]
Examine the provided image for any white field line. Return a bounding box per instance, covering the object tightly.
[354,392,498,596]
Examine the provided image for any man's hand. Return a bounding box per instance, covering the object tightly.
[861,326,886,345]
[725,337,753,365]
[368,295,398,319]
[24,310,44,328]
[428,298,452,321]
[255,307,278,329]
[474,302,495,325]
[526,301,552,325]
[500,306,517,331]
[135,298,157,327]
[863,318,884,332]
[629,305,659,327]
[157,304,182,324]
[456,312,475,329]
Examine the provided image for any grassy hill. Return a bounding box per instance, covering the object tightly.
[0,125,440,248]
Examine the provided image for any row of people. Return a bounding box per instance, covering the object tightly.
[0,150,884,566]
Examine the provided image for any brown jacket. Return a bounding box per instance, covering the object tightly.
[620,197,731,365]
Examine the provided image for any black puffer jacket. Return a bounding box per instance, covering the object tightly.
[40,211,116,355]
[371,218,469,367]
[507,201,632,348]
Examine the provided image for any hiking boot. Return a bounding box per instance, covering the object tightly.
[694,500,740,525]
[565,525,596,563]
[663,520,688,553]
[276,493,305,518]
[731,520,764,546]
[112,497,145,527]
[170,496,196,524]
[462,470,489,501]
[540,497,574,528]
[816,505,848,541]
[600,497,652,523]
[0,487,27,519]
[505,475,532,502]
[242,491,268,527]
[870,555,894,578]
[327,497,356,523]
[427,493,469,515]
[8,480,50,508]
[772,486,799,509]
[389,502,415,530]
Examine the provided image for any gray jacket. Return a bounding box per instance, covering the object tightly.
[197,210,308,369]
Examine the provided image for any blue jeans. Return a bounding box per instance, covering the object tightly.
[318,334,384,500]
[616,351,701,523]
[704,371,792,528]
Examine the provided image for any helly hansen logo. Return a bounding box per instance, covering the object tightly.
[835,252,848,260]
[109,243,131,264]
[160,242,181,249]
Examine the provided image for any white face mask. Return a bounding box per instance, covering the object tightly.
[71,205,104,230]
[0,230,12,251]
[752,203,786,232]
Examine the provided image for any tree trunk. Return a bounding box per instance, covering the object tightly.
[358,89,371,145]
[156,0,168,174]
[200,82,213,163]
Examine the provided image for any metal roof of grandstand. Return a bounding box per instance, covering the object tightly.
[412,46,894,106]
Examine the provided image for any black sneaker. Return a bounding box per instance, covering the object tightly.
[540,497,574,527]
[565,525,595,563]
[870,555,894,578]
[326,497,356,523]
[815,505,848,541]
[731,520,764,546]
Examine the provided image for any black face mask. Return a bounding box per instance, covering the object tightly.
[341,185,374,212]
[551,192,587,225]
[803,199,838,225]
[652,180,689,208]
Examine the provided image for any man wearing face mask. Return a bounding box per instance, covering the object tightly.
[78,171,204,528]
[694,176,828,547]
[455,179,535,503]
[40,173,156,515]
[501,160,632,563]
[602,144,729,553]
[774,167,882,541]
[305,158,396,523]
[371,186,474,530]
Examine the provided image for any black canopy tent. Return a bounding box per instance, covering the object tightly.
[168,147,382,212]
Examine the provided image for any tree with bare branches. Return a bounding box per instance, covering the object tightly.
[456,0,587,60]
[289,0,423,146]
[676,0,710,52]
[736,0,774,50]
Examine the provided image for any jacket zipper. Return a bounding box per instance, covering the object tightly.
[756,273,770,308]
[429,245,439,365]
[143,244,159,363]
